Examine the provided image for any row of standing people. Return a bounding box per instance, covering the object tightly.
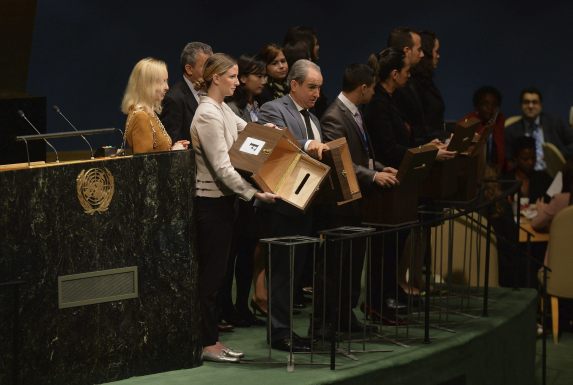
[117,26,459,363]
[118,25,573,362]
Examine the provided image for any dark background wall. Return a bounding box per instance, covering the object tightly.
[26,0,573,149]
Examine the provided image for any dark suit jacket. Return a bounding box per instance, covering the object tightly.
[227,101,253,123]
[364,84,415,168]
[505,112,573,161]
[258,94,322,146]
[320,97,383,193]
[393,76,446,146]
[159,79,198,142]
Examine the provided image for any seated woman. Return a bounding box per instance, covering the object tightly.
[531,159,573,232]
[191,53,278,363]
[121,57,189,153]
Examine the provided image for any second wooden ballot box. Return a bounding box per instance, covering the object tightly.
[446,116,481,153]
[229,122,330,211]
[420,158,460,200]
[450,120,492,201]
[321,137,362,204]
[362,145,437,226]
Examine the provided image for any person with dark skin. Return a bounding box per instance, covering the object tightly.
[505,136,552,202]
[463,86,507,172]
[493,136,552,288]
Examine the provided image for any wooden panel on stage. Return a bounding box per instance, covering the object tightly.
[453,153,483,201]
[230,122,330,210]
[0,151,200,385]
[420,158,460,200]
[362,185,419,226]
[363,146,437,226]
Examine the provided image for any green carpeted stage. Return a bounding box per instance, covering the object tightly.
[106,287,537,385]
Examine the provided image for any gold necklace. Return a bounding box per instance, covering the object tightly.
[151,113,172,148]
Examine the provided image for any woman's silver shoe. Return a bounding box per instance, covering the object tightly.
[222,347,244,358]
[202,350,240,363]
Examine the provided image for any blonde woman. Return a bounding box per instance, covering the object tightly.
[121,57,189,154]
[191,53,279,363]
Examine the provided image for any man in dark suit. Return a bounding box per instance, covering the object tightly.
[258,59,329,352]
[321,64,398,191]
[160,42,212,142]
[318,63,398,333]
[505,87,573,170]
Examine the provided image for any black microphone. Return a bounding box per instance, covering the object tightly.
[53,105,94,159]
[17,109,60,163]
[116,127,127,156]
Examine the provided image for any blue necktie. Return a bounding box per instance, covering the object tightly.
[530,122,546,170]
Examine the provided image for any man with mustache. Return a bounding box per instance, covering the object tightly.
[257,59,328,352]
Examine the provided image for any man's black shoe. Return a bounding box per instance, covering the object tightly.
[293,332,316,344]
[271,336,311,352]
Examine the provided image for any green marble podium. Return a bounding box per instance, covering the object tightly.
[0,151,201,385]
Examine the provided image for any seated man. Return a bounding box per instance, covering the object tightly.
[505,87,573,171]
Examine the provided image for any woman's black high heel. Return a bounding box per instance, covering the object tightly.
[250,299,268,317]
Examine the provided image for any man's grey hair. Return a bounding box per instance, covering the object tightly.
[180,42,213,72]
[287,59,321,84]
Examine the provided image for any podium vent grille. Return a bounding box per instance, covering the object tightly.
[58,266,138,308]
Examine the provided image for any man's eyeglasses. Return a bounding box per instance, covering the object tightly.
[522,99,540,105]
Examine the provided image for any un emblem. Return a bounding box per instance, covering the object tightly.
[76,168,114,214]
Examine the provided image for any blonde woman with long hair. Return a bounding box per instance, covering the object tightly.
[191,53,279,363]
[121,58,189,153]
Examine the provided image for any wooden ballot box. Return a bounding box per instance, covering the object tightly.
[446,116,481,153]
[321,137,362,204]
[422,154,484,202]
[421,117,483,201]
[363,146,437,226]
[229,122,330,211]
[448,118,492,201]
